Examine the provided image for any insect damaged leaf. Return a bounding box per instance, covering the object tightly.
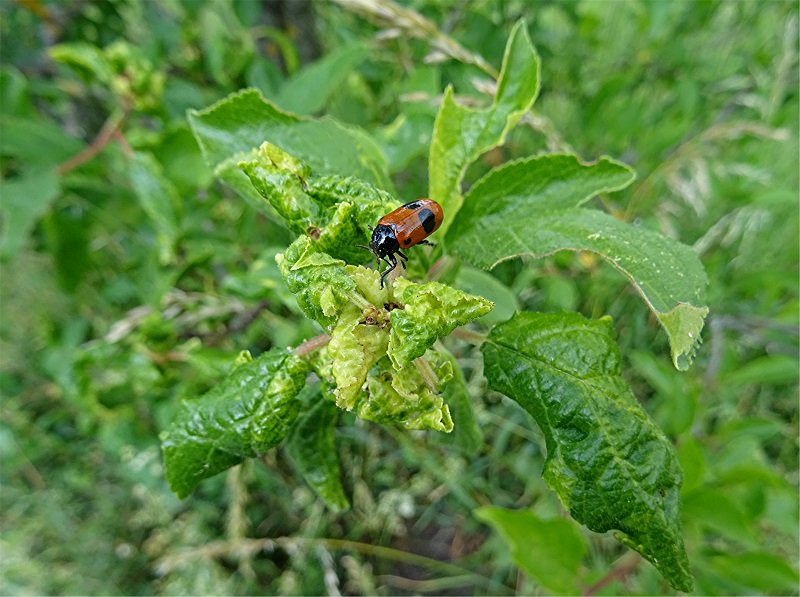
[161,348,309,499]
[388,277,494,368]
[482,311,694,592]
[240,143,395,263]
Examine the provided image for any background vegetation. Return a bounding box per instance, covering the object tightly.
[1,0,797,594]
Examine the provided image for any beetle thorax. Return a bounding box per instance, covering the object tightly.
[369,224,399,257]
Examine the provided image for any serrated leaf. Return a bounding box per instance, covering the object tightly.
[388,277,493,368]
[0,168,60,260]
[429,21,540,236]
[160,348,309,498]
[449,156,706,369]
[187,88,391,190]
[475,507,587,595]
[450,154,636,224]
[482,311,693,592]
[275,44,367,115]
[129,152,180,265]
[285,394,350,512]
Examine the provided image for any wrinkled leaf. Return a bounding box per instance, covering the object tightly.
[475,507,587,595]
[160,348,309,498]
[327,271,390,409]
[129,152,180,264]
[285,393,350,512]
[388,277,493,368]
[482,312,693,592]
[239,143,392,262]
[361,356,454,432]
[276,235,363,328]
[429,20,540,235]
[0,169,60,260]
[449,157,707,369]
[188,88,391,191]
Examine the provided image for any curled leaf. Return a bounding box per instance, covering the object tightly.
[360,355,454,432]
[328,299,389,410]
[240,143,393,262]
[276,235,362,328]
[388,277,493,367]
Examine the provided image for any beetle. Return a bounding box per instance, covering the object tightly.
[364,198,443,288]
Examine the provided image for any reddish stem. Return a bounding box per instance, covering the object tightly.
[57,111,127,175]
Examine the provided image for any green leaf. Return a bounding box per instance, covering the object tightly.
[429,21,540,236]
[439,351,483,454]
[682,487,756,545]
[239,143,393,262]
[705,552,799,594]
[450,154,636,223]
[49,42,114,84]
[475,507,587,595]
[722,354,800,386]
[482,311,693,592]
[388,277,494,368]
[0,115,83,166]
[285,394,350,512]
[454,266,519,325]
[327,287,390,409]
[361,355,454,432]
[160,348,309,499]
[276,235,364,328]
[449,156,706,369]
[188,88,391,191]
[0,169,60,260]
[129,152,180,265]
[275,44,367,115]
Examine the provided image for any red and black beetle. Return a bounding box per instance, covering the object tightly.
[365,198,443,287]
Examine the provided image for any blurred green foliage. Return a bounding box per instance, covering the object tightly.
[1,0,797,595]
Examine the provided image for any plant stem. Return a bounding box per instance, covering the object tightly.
[582,552,641,596]
[57,110,128,175]
[450,327,487,345]
[294,333,331,357]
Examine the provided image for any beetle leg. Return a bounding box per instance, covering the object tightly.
[397,250,408,269]
[417,240,435,247]
[380,254,398,288]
